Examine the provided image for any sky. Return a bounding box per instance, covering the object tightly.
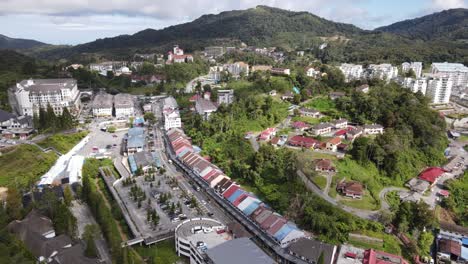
[0,0,466,45]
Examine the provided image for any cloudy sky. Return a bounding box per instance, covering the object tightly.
[0,0,466,45]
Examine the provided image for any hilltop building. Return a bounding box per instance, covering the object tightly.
[402,62,423,78]
[426,74,453,104]
[431,62,468,88]
[217,89,235,105]
[339,64,363,82]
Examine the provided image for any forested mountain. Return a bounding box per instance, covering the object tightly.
[376,8,468,41]
[27,6,468,64]
[0,34,47,50]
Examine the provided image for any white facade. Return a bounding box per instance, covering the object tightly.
[339,64,363,82]
[225,62,249,77]
[164,111,182,130]
[175,218,228,264]
[114,93,134,118]
[9,79,80,116]
[306,68,321,78]
[403,77,428,95]
[217,89,234,105]
[368,64,398,82]
[92,92,113,117]
[431,62,468,88]
[427,74,453,104]
[402,62,423,78]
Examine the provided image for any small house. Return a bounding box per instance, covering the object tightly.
[326,137,342,152]
[315,159,336,172]
[337,180,364,199]
[299,107,321,118]
[312,123,333,136]
[363,124,384,135]
[332,118,348,129]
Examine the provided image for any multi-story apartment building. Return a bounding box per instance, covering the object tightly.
[402,77,428,95]
[339,64,363,82]
[225,62,249,77]
[114,93,134,118]
[204,46,225,58]
[431,62,468,88]
[92,92,113,117]
[368,64,398,82]
[163,96,182,130]
[402,62,423,78]
[8,79,81,116]
[217,89,234,105]
[426,74,453,104]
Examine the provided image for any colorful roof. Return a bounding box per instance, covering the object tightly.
[223,185,240,198]
[418,167,445,184]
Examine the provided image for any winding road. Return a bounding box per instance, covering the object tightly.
[297,170,409,221]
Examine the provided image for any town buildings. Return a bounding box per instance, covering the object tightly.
[431,62,468,88]
[339,63,363,82]
[426,74,454,104]
[225,62,249,77]
[436,222,468,263]
[299,107,321,118]
[204,46,225,58]
[92,92,113,117]
[195,98,218,120]
[251,65,273,72]
[367,64,398,82]
[271,68,291,76]
[362,249,409,264]
[163,96,182,130]
[363,124,384,135]
[306,67,321,78]
[114,93,134,118]
[125,127,145,155]
[89,61,126,76]
[288,135,319,149]
[402,62,423,78]
[402,77,427,95]
[9,79,81,116]
[217,89,235,105]
[206,237,275,264]
[0,109,34,139]
[167,45,194,63]
[311,123,333,136]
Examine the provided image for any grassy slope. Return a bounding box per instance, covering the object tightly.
[0,132,87,188]
[134,239,185,264]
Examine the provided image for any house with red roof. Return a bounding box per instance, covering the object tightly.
[418,167,446,185]
[315,159,336,172]
[326,137,342,152]
[291,121,310,131]
[334,129,347,138]
[288,135,319,149]
[362,249,409,264]
[259,127,277,141]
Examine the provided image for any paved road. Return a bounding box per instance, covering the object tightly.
[378,187,407,211]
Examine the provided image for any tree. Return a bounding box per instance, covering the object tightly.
[293,94,301,105]
[418,232,434,257]
[144,112,156,124]
[63,185,74,206]
[83,224,99,258]
[405,69,416,78]
[6,187,22,220]
[107,126,116,133]
[60,107,74,129]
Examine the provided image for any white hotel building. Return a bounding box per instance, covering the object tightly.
[426,74,453,104]
[8,79,81,116]
[431,62,468,88]
[339,63,363,82]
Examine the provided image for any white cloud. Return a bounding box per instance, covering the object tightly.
[431,0,467,10]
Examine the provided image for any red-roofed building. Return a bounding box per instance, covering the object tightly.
[337,180,364,199]
[362,249,409,264]
[315,159,336,172]
[259,127,276,141]
[189,94,201,102]
[292,121,310,131]
[326,137,342,152]
[288,135,319,149]
[223,185,240,198]
[334,129,347,138]
[418,167,446,185]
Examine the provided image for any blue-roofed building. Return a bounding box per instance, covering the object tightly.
[128,127,144,137]
[274,223,306,247]
[128,151,156,175]
[228,189,245,203]
[193,145,202,153]
[242,200,261,216]
[151,152,161,168]
[126,127,145,154]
